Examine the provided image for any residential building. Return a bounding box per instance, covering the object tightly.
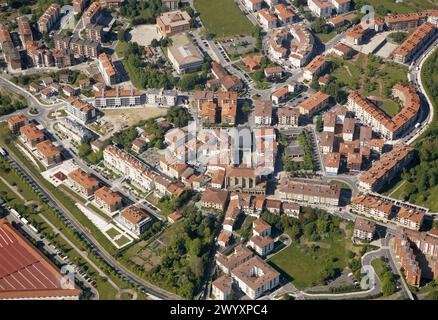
[67,168,100,197]
[277,106,300,127]
[19,124,45,148]
[7,114,29,134]
[350,193,394,222]
[253,218,271,237]
[249,236,274,257]
[243,0,263,11]
[94,186,123,214]
[353,217,376,242]
[38,3,60,33]
[394,207,425,231]
[216,244,253,275]
[85,24,104,42]
[167,43,204,74]
[98,53,119,85]
[307,0,333,18]
[230,256,280,299]
[82,1,101,26]
[325,152,341,175]
[283,202,301,218]
[73,0,87,15]
[394,22,437,64]
[303,55,328,81]
[156,10,191,37]
[167,210,183,223]
[57,117,95,144]
[271,85,292,105]
[212,275,232,300]
[119,206,151,236]
[298,91,331,117]
[254,100,273,126]
[264,66,284,80]
[358,143,414,192]
[347,85,420,140]
[66,97,97,123]
[17,16,33,44]
[200,188,229,211]
[145,89,178,107]
[94,87,146,108]
[321,131,335,154]
[274,4,295,25]
[257,9,278,30]
[0,219,81,300]
[278,178,341,206]
[162,0,180,9]
[394,226,438,286]
[35,140,61,167]
[225,167,266,195]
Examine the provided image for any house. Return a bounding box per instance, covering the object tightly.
[274,4,296,25]
[94,186,123,215]
[35,140,61,167]
[254,100,273,126]
[323,111,336,132]
[321,131,335,154]
[212,275,233,300]
[253,218,271,237]
[343,117,355,141]
[330,42,356,58]
[168,210,183,223]
[119,206,152,236]
[308,0,332,18]
[353,217,376,242]
[249,235,274,257]
[200,188,229,211]
[67,168,100,197]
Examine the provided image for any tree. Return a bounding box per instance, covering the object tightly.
[78,143,91,158]
[166,106,191,128]
[242,102,252,114]
[117,30,127,42]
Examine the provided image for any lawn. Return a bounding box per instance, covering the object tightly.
[194,0,256,38]
[363,0,436,15]
[269,227,361,290]
[379,100,401,118]
[316,31,337,43]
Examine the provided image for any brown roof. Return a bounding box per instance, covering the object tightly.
[121,206,150,224]
[354,217,376,233]
[201,188,228,206]
[35,140,61,158]
[94,186,122,206]
[68,168,99,190]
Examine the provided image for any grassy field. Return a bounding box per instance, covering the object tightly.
[379,100,401,118]
[194,0,256,38]
[316,31,337,43]
[363,0,437,15]
[269,226,361,289]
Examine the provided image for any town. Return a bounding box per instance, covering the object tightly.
[0,0,438,302]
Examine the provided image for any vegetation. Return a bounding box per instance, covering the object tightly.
[371,258,398,296]
[194,0,256,39]
[145,205,219,298]
[116,41,176,90]
[0,89,26,116]
[166,105,192,128]
[267,208,363,289]
[388,31,408,44]
[283,130,315,174]
[387,50,438,210]
[120,0,163,24]
[353,0,436,16]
